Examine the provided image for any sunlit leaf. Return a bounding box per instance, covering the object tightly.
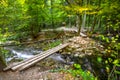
[97,57,102,63]
[1,0,8,7]
[73,64,81,69]
[113,59,119,65]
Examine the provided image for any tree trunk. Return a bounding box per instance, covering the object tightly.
[91,15,97,32]
[76,15,82,35]
[50,0,54,28]
[81,11,86,31]
[68,16,71,27]
[97,16,101,29]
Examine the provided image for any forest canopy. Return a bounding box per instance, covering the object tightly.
[0,0,120,37]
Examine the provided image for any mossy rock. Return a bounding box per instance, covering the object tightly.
[0,54,7,71]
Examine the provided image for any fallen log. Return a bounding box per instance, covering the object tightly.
[18,43,69,71]
[0,38,52,47]
[9,43,69,71]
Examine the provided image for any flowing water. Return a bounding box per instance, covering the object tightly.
[4,46,73,66]
[4,47,42,62]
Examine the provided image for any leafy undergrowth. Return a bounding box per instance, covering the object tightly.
[42,39,62,50]
[66,64,97,80]
[50,64,97,80]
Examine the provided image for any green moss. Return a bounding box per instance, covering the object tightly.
[43,40,62,50]
[0,53,7,71]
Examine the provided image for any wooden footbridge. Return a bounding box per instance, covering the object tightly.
[3,43,69,71]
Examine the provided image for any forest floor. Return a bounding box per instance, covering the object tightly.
[0,27,102,80]
[0,65,75,80]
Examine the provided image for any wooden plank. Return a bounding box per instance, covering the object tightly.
[11,43,69,71]
[3,50,46,71]
[11,46,58,70]
[18,43,69,71]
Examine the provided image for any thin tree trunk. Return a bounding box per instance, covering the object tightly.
[97,16,101,29]
[51,0,54,28]
[77,15,82,35]
[81,11,86,31]
[91,15,97,32]
[69,16,71,27]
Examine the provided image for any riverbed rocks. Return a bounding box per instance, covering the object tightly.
[61,36,104,57]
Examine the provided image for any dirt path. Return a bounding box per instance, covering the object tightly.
[0,65,75,80]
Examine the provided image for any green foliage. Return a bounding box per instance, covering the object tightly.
[0,47,10,59]
[43,40,62,50]
[91,25,120,79]
[99,34,120,79]
[0,28,9,43]
[98,2,120,78]
[67,64,97,80]
[97,56,102,63]
[0,0,68,40]
[0,53,7,69]
[48,40,61,49]
[0,47,9,67]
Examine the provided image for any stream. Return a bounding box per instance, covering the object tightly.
[4,47,41,62]
[4,46,74,66]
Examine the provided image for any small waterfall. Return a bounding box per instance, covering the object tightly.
[12,50,34,59]
[4,47,42,62]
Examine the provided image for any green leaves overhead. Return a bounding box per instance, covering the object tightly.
[64,0,100,15]
[99,0,120,19]
[0,0,8,7]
